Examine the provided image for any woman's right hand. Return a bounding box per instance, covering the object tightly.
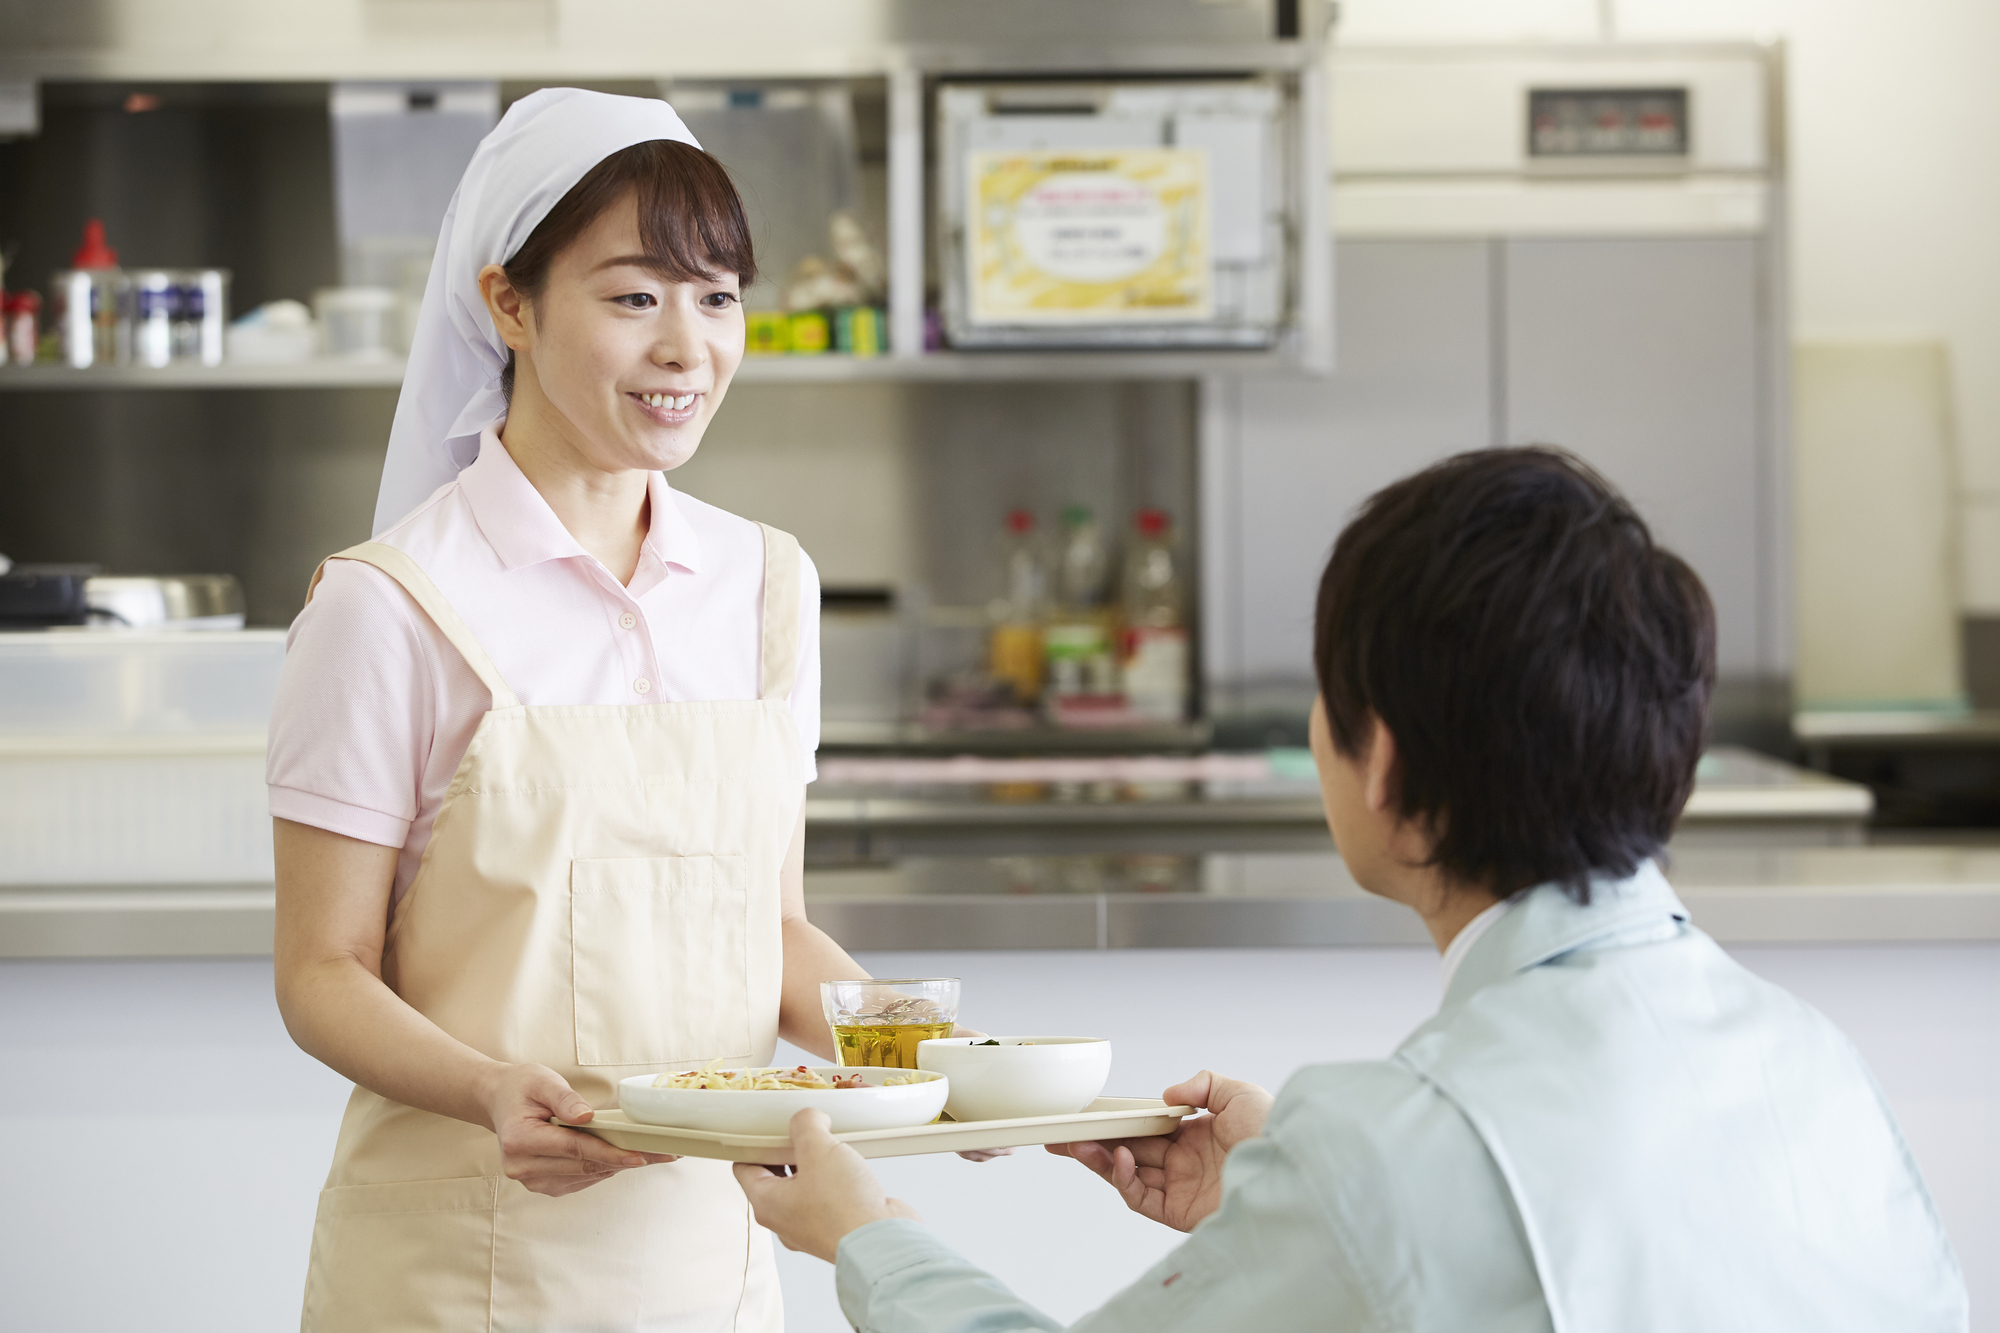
[482,1062,676,1197]
[1047,1070,1273,1233]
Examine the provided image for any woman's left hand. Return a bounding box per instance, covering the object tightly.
[735,1108,921,1263]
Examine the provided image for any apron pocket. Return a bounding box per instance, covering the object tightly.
[303,1175,498,1332]
[571,854,752,1067]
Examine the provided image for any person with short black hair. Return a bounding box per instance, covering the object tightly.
[740,446,1969,1332]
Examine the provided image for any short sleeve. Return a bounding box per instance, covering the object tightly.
[266,559,439,848]
[790,548,822,785]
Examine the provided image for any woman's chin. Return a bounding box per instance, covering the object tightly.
[604,426,704,474]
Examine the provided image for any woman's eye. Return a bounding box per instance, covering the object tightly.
[704,291,740,309]
[615,293,657,310]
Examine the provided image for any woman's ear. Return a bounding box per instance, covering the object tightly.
[479,263,532,352]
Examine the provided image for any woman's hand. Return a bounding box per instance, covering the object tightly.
[483,1062,676,1197]
[1046,1070,1272,1233]
[734,1108,922,1262]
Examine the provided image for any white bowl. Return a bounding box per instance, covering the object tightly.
[618,1067,948,1135]
[916,1037,1112,1122]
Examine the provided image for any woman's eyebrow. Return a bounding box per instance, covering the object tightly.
[590,254,668,274]
[588,254,725,281]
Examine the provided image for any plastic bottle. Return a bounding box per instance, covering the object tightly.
[1045,505,1117,699]
[1120,508,1189,722]
[987,509,1048,705]
[53,219,128,368]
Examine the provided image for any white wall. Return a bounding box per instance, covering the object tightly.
[1339,0,2000,611]
[1,943,1992,1331]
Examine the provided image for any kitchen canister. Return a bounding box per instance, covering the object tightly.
[314,286,400,359]
[131,269,230,368]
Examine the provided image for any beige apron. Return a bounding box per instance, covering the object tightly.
[299,527,803,1333]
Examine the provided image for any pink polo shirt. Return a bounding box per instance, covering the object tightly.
[267,427,820,905]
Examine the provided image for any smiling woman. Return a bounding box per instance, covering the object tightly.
[490,137,756,429]
[261,90,896,1333]
[477,141,756,577]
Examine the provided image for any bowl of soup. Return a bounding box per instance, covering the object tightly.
[916,1037,1111,1122]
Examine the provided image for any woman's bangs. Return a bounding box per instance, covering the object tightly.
[632,142,757,289]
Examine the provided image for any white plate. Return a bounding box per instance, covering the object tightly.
[617,1066,948,1135]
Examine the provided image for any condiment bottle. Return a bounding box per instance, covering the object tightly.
[53,219,129,368]
[1120,508,1189,722]
[988,508,1049,705]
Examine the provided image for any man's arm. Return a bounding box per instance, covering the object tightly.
[832,1130,1357,1333]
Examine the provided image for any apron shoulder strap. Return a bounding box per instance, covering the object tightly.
[757,524,803,702]
[307,541,523,711]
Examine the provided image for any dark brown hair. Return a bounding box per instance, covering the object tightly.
[1313,446,1715,903]
[499,138,755,400]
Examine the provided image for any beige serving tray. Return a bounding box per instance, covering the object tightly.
[564,1097,1195,1164]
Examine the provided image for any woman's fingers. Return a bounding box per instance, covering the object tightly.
[514,1118,647,1169]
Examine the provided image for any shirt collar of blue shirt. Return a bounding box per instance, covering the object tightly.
[1440,860,1690,1014]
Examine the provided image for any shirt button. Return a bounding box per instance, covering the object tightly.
[633,677,652,695]
[618,613,636,629]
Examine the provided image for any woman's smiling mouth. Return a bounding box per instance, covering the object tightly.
[630,391,701,425]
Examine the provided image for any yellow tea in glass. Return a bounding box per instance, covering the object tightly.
[822,977,960,1069]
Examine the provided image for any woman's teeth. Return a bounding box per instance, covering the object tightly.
[640,393,697,411]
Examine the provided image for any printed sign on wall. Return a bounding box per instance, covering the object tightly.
[968,148,1211,324]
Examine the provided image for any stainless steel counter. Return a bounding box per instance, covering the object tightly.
[805,746,1873,857]
[0,746,1908,959]
[9,843,1998,959]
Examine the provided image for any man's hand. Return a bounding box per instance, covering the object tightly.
[734,1109,922,1262]
[1046,1070,1272,1232]
[483,1062,675,1197]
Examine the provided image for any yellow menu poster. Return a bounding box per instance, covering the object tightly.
[968,148,1211,324]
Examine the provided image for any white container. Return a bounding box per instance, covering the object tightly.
[130,269,179,368]
[917,1036,1112,1122]
[0,630,285,737]
[618,1067,948,1135]
[228,299,318,363]
[0,631,286,886]
[0,742,273,885]
[314,286,401,359]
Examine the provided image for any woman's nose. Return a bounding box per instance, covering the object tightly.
[650,301,710,371]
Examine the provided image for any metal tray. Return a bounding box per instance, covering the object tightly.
[562,1097,1194,1164]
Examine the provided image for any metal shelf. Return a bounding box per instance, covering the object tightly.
[0,359,405,390]
[0,348,1321,392]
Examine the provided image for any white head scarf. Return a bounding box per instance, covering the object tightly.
[373,88,702,535]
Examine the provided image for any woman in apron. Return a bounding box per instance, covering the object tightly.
[267,89,880,1331]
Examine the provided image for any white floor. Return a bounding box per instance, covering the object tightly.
[0,943,1992,1331]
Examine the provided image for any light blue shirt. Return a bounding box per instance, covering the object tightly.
[834,864,1968,1332]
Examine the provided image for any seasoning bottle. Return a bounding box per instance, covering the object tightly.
[1044,505,1117,699]
[53,220,128,368]
[987,509,1049,706]
[3,291,42,365]
[1120,508,1189,722]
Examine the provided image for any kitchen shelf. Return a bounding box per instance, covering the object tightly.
[0,348,1320,392]
[0,359,406,390]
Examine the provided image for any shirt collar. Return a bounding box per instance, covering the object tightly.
[1440,860,1690,1014]
[644,471,702,574]
[458,425,702,575]
[1437,896,1515,997]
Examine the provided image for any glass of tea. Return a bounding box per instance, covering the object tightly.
[822,977,960,1068]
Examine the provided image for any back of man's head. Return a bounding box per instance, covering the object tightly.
[1313,446,1716,902]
